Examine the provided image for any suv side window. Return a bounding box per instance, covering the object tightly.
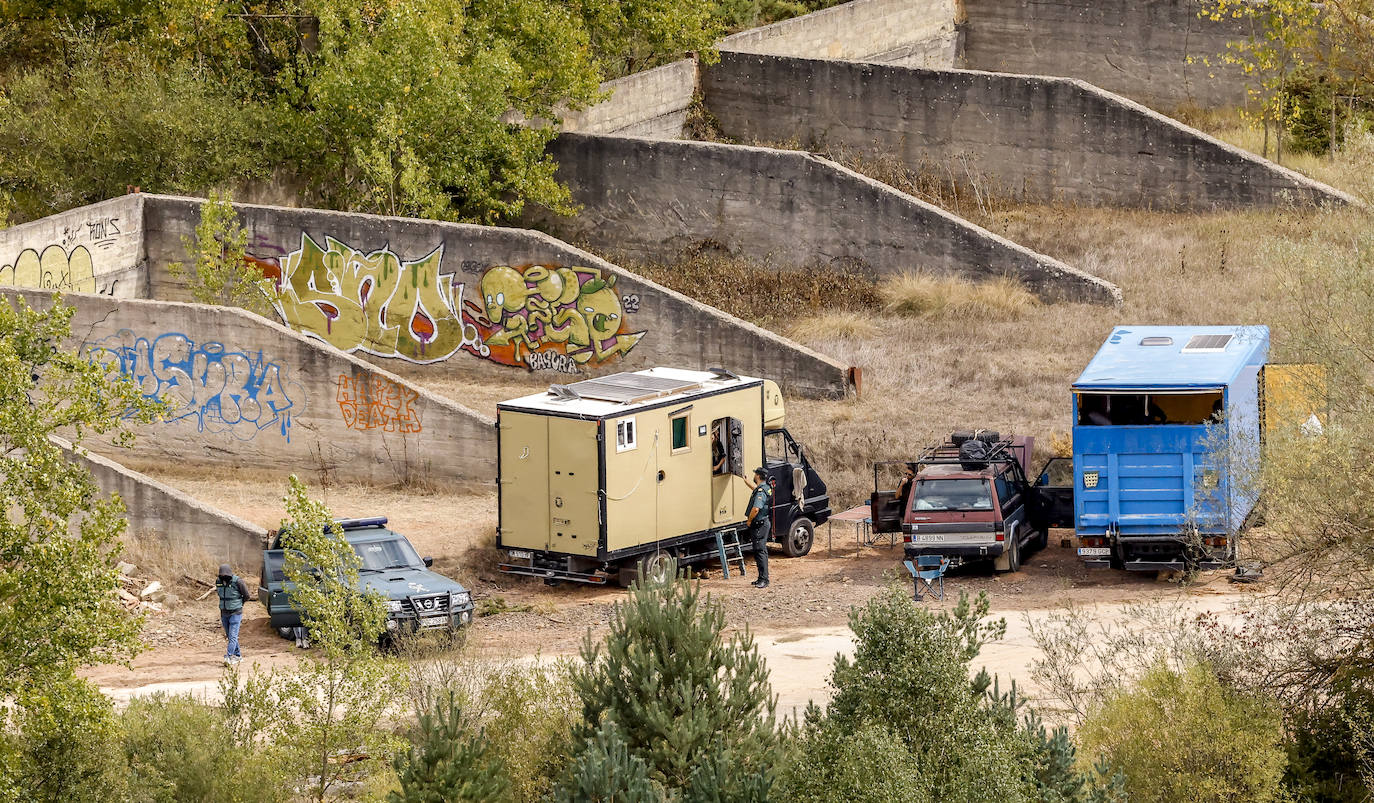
[994,474,1017,510]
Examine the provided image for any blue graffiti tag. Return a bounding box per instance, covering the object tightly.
[85,330,298,441]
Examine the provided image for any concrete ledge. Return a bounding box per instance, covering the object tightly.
[539,133,1121,305]
[560,58,698,139]
[720,0,959,68]
[57,436,267,568]
[702,52,1352,211]
[0,195,149,298]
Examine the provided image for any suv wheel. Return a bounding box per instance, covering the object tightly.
[781,517,815,558]
[997,537,1021,573]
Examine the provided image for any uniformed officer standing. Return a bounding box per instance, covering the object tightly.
[746,467,774,589]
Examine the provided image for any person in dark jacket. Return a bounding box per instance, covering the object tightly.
[216,563,250,665]
[745,467,774,589]
[896,462,917,513]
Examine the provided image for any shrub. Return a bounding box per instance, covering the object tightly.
[5,677,127,803]
[1078,661,1287,803]
[121,693,288,803]
[390,693,508,803]
[777,715,927,803]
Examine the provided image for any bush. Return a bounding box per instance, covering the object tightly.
[805,589,1035,802]
[390,693,508,803]
[777,715,927,803]
[1078,661,1287,803]
[4,678,127,803]
[121,694,288,803]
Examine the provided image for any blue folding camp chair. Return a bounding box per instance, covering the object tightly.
[903,555,949,601]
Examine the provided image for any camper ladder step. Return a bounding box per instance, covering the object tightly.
[715,530,748,580]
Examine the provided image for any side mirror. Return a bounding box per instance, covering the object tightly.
[423,556,434,568]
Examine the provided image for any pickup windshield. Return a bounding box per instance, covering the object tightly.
[353,538,422,571]
[913,478,993,512]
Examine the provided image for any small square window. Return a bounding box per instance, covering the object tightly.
[616,417,637,453]
[671,415,689,452]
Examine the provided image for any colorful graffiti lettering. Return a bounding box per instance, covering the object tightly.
[478,265,644,368]
[84,330,299,441]
[254,234,644,372]
[336,374,422,433]
[0,245,97,292]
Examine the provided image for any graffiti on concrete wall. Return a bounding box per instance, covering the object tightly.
[337,374,422,433]
[85,330,299,441]
[0,244,97,292]
[252,234,644,373]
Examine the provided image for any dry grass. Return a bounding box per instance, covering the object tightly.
[878,272,1039,318]
[785,309,880,341]
[782,201,1371,507]
[620,247,882,327]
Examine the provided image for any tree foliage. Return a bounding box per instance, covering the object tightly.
[569,570,779,796]
[390,693,509,803]
[1078,661,1287,803]
[0,0,744,225]
[169,191,272,315]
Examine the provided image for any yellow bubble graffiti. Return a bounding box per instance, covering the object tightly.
[0,245,97,292]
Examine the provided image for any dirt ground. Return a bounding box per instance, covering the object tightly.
[88,468,1264,714]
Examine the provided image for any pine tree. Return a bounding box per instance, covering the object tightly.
[555,722,664,803]
[569,570,779,793]
[390,693,509,803]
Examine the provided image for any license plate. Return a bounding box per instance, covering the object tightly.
[508,550,532,560]
[1078,547,1112,557]
[915,534,946,543]
[419,615,448,629]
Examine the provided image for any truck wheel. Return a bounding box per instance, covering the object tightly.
[277,626,293,640]
[1034,527,1048,551]
[781,517,815,558]
[642,551,675,585]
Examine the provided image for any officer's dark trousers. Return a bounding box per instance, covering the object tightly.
[750,529,769,582]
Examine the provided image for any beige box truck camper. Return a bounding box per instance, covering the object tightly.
[497,368,831,585]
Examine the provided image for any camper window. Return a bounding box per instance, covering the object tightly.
[1077,391,1225,426]
[671,415,689,452]
[712,417,742,476]
[616,417,638,452]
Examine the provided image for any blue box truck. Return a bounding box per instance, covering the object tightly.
[1055,326,1269,572]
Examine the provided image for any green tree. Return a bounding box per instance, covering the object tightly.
[808,588,1035,802]
[274,475,404,802]
[777,712,927,803]
[0,295,161,801]
[571,0,724,78]
[569,570,779,795]
[1079,661,1286,803]
[169,191,273,315]
[555,722,665,803]
[390,693,509,803]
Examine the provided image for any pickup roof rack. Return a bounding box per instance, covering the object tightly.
[918,431,1025,469]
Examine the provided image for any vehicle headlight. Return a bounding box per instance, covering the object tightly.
[452,591,471,606]
[386,600,403,612]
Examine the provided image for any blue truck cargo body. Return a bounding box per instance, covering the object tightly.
[1071,326,1268,570]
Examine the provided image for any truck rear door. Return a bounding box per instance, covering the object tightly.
[1031,457,1075,529]
[498,412,550,551]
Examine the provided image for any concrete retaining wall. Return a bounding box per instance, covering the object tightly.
[560,59,698,139]
[140,195,850,398]
[720,0,959,68]
[6,287,498,490]
[59,439,267,567]
[0,195,148,298]
[701,53,1352,211]
[538,134,1120,304]
[961,0,1253,111]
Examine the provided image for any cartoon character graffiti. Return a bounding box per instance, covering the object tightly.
[84,330,299,441]
[253,233,644,373]
[479,265,643,367]
[0,244,97,292]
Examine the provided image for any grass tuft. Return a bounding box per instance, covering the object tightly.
[785,309,881,341]
[878,272,1039,318]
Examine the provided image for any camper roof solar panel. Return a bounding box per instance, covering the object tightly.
[1182,334,1234,353]
[561,371,703,404]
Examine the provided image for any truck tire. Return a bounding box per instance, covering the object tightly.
[781,517,815,558]
[1034,527,1048,551]
[997,537,1021,573]
[643,551,674,585]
